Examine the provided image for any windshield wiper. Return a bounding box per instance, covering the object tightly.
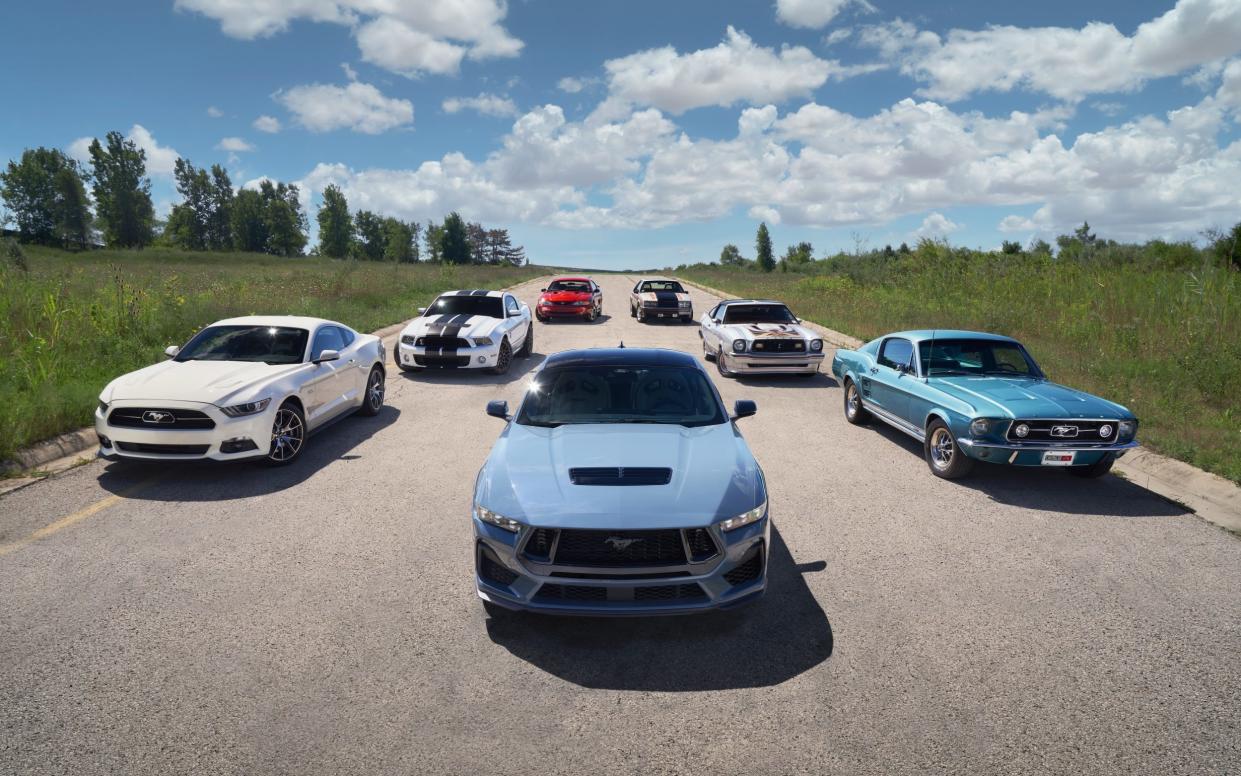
[928,369,972,376]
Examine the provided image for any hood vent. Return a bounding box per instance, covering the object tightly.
[569,467,672,486]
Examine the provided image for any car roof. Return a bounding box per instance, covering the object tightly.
[718,299,788,306]
[213,315,340,329]
[550,276,592,282]
[636,277,678,283]
[542,347,699,368]
[440,289,506,298]
[887,329,1020,344]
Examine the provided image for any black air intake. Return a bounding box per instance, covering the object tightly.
[568,467,672,486]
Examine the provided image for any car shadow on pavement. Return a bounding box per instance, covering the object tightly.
[729,373,839,390]
[94,406,401,501]
[484,525,833,691]
[393,355,545,386]
[863,422,1188,518]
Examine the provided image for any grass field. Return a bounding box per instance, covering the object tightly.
[0,246,543,461]
[680,248,1241,484]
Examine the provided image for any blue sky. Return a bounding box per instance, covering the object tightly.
[2,0,1239,268]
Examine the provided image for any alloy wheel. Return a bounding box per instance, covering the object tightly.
[269,408,304,462]
[367,370,384,411]
[929,427,954,469]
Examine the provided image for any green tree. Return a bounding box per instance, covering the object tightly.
[1028,238,1053,256]
[780,241,813,270]
[719,243,744,266]
[353,209,385,260]
[423,219,442,263]
[1001,240,1022,254]
[316,184,352,258]
[88,131,155,248]
[382,218,416,263]
[206,165,234,250]
[439,211,471,264]
[166,158,213,250]
[898,242,911,255]
[261,180,306,257]
[0,147,92,248]
[755,222,774,272]
[230,189,267,252]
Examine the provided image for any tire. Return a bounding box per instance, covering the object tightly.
[924,419,974,479]
[536,314,547,323]
[265,401,306,466]
[629,303,636,318]
[517,324,533,357]
[637,307,646,322]
[703,336,716,362]
[843,379,869,425]
[681,315,693,324]
[358,366,384,416]
[491,338,512,375]
[1070,455,1115,478]
[716,347,735,378]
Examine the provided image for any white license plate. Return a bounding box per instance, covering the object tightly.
[1041,451,1076,466]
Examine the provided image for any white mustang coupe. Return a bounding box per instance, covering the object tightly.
[395,289,533,374]
[699,299,825,377]
[96,316,387,466]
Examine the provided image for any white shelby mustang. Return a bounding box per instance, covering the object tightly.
[699,299,825,377]
[396,289,533,374]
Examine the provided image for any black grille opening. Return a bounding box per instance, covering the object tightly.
[634,583,706,602]
[549,570,690,579]
[478,544,519,587]
[413,355,470,368]
[750,339,806,353]
[1006,419,1120,443]
[534,584,607,602]
[415,335,471,349]
[114,442,210,456]
[724,544,764,587]
[685,528,718,562]
[524,528,556,562]
[553,529,686,567]
[568,467,672,486]
[107,407,216,430]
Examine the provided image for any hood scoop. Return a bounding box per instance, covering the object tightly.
[569,467,672,486]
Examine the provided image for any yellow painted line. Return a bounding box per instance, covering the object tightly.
[0,478,156,558]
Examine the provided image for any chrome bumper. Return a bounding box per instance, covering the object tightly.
[725,351,824,374]
[957,438,1139,453]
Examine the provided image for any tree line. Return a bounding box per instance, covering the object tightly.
[1,136,527,265]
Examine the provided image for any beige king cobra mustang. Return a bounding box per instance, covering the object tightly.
[629,278,694,323]
[699,299,824,377]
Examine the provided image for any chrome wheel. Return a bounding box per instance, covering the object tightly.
[846,384,860,418]
[269,407,304,462]
[929,427,954,469]
[367,369,384,410]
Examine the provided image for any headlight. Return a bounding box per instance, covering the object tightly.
[474,504,522,532]
[809,339,823,352]
[732,339,747,353]
[678,301,691,308]
[400,335,416,345]
[969,418,992,437]
[573,300,591,307]
[472,336,494,346]
[1118,420,1137,440]
[717,500,767,532]
[97,400,108,416]
[219,397,271,417]
[1013,423,1030,438]
[1098,424,1114,438]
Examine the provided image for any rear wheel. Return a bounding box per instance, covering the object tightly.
[1070,455,1115,478]
[491,338,512,375]
[843,379,869,425]
[358,366,385,416]
[266,401,306,466]
[925,419,973,479]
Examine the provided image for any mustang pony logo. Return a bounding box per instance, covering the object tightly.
[141,410,174,424]
[1050,425,1079,438]
[605,536,642,551]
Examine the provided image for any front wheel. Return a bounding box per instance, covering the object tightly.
[266,401,306,466]
[716,347,735,378]
[517,324,533,357]
[491,338,512,375]
[358,366,384,416]
[629,303,636,318]
[924,419,973,479]
[843,379,869,425]
[1070,455,1115,478]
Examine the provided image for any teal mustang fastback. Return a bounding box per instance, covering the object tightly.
[831,330,1138,479]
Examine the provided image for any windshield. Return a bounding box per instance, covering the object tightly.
[548,280,590,292]
[516,365,726,427]
[424,294,504,319]
[175,325,309,365]
[723,304,796,324]
[639,281,684,293]
[919,339,1043,378]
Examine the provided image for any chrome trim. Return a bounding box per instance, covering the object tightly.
[958,438,1139,452]
[860,400,925,441]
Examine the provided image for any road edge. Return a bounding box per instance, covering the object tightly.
[678,276,1241,536]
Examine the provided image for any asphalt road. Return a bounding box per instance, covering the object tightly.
[2,274,1239,776]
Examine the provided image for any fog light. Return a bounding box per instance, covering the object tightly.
[221,437,259,454]
[98,434,112,448]
[1014,423,1030,438]
[478,355,487,363]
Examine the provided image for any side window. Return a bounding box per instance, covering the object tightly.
[505,295,520,316]
[633,282,642,294]
[708,304,721,320]
[877,338,914,371]
[311,326,345,360]
[335,326,355,347]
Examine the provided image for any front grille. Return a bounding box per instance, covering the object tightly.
[724,545,764,586]
[416,335,470,349]
[685,528,718,562]
[634,583,706,602]
[552,529,686,567]
[1005,419,1120,443]
[749,339,805,353]
[413,355,470,368]
[107,407,215,429]
[534,584,607,602]
[114,442,210,455]
[568,467,672,486]
[478,546,519,587]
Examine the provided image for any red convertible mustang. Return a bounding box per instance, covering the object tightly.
[535,277,603,322]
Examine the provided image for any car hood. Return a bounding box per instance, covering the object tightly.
[638,290,690,304]
[931,376,1134,420]
[541,290,591,302]
[722,322,814,341]
[104,359,306,406]
[403,313,504,340]
[476,422,764,530]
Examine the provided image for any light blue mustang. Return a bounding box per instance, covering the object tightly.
[472,347,769,616]
[831,330,1139,479]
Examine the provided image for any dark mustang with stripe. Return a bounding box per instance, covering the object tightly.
[629,278,693,323]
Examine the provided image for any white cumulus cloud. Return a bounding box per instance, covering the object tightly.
[253,115,281,133]
[216,137,255,152]
[442,93,518,118]
[914,212,961,239]
[776,0,875,30]
[207,105,223,118]
[277,81,413,134]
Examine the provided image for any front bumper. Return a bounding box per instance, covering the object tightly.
[957,438,1139,466]
[722,351,824,375]
[396,338,502,369]
[640,305,693,319]
[473,516,769,616]
[537,302,592,318]
[95,400,272,462]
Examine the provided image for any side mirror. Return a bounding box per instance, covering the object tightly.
[314,349,340,364]
[732,399,757,420]
[164,345,180,358]
[486,400,510,420]
[539,288,547,292]
[417,307,427,315]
